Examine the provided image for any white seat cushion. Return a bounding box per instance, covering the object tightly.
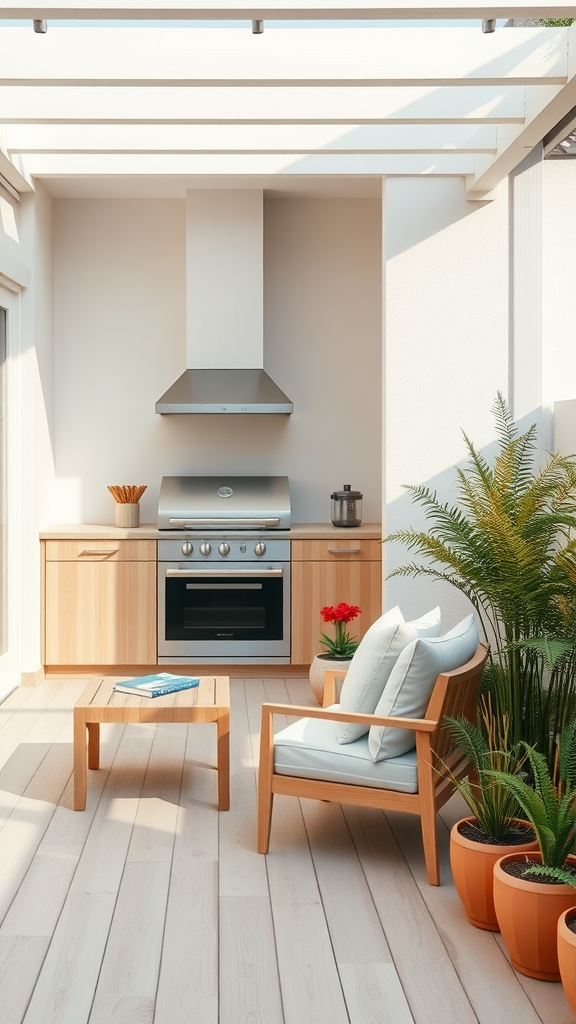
[336,605,441,744]
[368,614,479,762]
[274,707,418,794]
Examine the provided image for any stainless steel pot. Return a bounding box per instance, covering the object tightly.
[330,484,363,528]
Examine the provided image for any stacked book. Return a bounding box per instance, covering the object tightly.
[114,673,200,698]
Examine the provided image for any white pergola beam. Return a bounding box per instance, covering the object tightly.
[467,21,576,194]
[543,107,576,154]
[0,27,567,87]
[0,149,31,192]
[0,85,527,122]
[5,123,498,152]
[1,2,575,20]
[16,151,477,173]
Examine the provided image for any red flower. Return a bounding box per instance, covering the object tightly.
[320,603,361,624]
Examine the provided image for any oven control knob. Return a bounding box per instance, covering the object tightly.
[199,542,212,556]
[181,541,193,556]
[254,541,267,557]
[218,542,230,557]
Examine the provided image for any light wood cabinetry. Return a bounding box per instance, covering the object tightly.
[42,540,156,666]
[291,538,382,666]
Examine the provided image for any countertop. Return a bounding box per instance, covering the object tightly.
[40,522,382,541]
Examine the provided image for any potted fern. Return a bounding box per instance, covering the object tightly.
[386,393,576,768]
[488,720,576,980]
[443,702,537,931]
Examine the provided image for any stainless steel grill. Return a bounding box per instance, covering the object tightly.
[157,475,291,531]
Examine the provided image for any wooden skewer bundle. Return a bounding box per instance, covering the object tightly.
[107,485,147,504]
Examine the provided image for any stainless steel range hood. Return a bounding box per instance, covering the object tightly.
[155,368,293,415]
[156,189,293,415]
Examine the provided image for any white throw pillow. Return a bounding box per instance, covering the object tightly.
[336,605,442,744]
[368,614,479,762]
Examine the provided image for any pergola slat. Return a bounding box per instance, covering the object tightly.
[0,85,528,123]
[14,151,478,173]
[0,27,567,88]
[1,2,575,21]
[5,123,498,153]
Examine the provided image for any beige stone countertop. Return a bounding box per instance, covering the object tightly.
[40,522,382,541]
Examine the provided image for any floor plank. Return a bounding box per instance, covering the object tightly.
[254,677,350,1024]
[0,677,571,1024]
[219,678,284,1024]
[154,723,219,1024]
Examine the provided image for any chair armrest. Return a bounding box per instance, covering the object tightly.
[260,702,439,733]
[322,667,348,707]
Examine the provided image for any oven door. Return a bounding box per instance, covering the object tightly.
[158,561,291,662]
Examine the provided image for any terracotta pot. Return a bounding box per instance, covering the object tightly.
[493,852,576,981]
[450,818,538,931]
[308,654,351,705]
[558,909,576,1018]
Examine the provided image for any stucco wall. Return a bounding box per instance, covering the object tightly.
[543,160,576,412]
[0,180,55,686]
[53,196,382,526]
[383,176,510,629]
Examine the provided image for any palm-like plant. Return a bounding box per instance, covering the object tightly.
[487,720,576,883]
[442,701,526,842]
[386,393,576,761]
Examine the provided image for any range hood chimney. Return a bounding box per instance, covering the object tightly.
[156,189,293,415]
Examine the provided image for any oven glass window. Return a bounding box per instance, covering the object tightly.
[165,575,284,641]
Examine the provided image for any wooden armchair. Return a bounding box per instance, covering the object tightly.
[257,642,489,885]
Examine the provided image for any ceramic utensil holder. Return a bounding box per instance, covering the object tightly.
[115,502,139,528]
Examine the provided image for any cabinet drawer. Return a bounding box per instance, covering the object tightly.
[291,539,381,562]
[44,539,156,562]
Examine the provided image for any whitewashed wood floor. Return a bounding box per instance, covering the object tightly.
[0,673,571,1024]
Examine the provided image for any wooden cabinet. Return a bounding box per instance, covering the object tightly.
[42,540,157,666]
[291,538,382,665]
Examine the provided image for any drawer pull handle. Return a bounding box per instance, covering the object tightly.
[328,548,361,554]
[79,548,119,557]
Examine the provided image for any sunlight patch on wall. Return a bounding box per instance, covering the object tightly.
[0,196,19,243]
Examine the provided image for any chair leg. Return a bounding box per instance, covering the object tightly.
[257,766,274,853]
[420,803,440,886]
[257,707,275,854]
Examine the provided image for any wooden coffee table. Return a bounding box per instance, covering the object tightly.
[73,675,230,811]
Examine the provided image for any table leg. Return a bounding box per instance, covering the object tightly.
[216,710,230,811]
[73,708,88,811]
[87,722,100,769]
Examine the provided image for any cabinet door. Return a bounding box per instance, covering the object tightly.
[291,558,381,666]
[45,560,156,665]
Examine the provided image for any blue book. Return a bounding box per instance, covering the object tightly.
[114,673,200,698]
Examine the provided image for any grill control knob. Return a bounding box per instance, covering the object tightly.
[181,541,193,556]
[254,541,267,557]
[218,542,230,557]
[199,542,212,556]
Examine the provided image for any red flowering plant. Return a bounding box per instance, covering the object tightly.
[319,603,361,659]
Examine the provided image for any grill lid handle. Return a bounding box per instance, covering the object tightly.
[167,517,281,529]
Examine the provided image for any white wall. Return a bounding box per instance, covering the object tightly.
[543,161,576,414]
[53,196,382,526]
[383,177,510,628]
[19,181,55,673]
[0,180,55,684]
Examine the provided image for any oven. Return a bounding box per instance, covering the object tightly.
[157,538,290,664]
[157,476,292,665]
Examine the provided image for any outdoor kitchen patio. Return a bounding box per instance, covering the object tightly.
[0,673,570,1024]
